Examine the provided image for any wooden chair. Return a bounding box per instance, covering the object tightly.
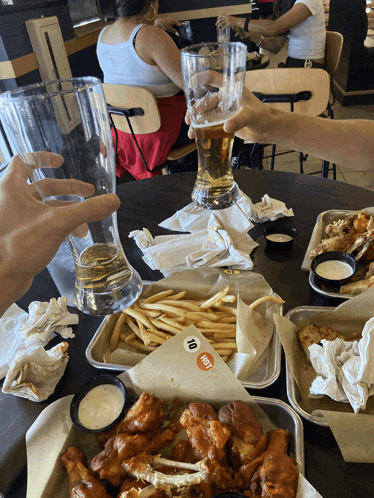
[102,83,196,177]
[243,68,331,176]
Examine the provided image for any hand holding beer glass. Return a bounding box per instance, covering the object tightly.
[0,77,142,315]
[181,42,247,210]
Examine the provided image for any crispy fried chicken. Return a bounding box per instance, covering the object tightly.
[218,401,268,470]
[61,446,111,498]
[91,426,178,487]
[237,429,299,498]
[98,392,164,448]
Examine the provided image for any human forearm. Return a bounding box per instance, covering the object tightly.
[224,91,374,171]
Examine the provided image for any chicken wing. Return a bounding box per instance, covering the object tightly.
[61,446,111,498]
[180,403,234,492]
[98,392,164,448]
[218,401,268,469]
[237,429,299,498]
[180,403,231,462]
[91,427,179,487]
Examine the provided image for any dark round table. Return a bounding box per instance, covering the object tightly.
[4,170,374,497]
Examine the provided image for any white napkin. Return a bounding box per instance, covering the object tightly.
[160,190,294,232]
[130,190,293,276]
[2,342,69,402]
[309,317,374,413]
[0,297,78,380]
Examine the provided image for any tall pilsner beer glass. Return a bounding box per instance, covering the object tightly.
[181,42,247,210]
[0,77,142,315]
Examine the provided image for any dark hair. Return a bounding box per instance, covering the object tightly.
[273,0,297,18]
[116,0,153,18]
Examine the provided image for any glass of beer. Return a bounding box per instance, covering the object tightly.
[181,42,247,210]
[0,77,142,315]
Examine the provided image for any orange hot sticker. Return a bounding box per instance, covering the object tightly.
[197,352,214,371]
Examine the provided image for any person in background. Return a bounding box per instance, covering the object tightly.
[186,88,374,171]
[216,0,326,68]
[0,154,120,318]
[255,0,275,20]
[97,0,195,180]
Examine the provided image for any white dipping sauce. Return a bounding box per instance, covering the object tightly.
[266,233,293,243]
[78,384,124,430]
[316,260,353,280]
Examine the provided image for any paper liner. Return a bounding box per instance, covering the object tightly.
[274,285,374,463]
[25,326,321,498]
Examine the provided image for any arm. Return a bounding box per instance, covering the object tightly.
[0,154,120,317]
[139,25,184,89]
[223,89,374,171]
[220,4,313,37]
[216,15,247,30]
[238,28,287,54]
[154,15,181,34]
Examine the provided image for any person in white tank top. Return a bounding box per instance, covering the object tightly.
[96,0,184,98]
[217,0,326,68]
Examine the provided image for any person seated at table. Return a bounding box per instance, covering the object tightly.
[216,0,326,69]
[96,0,195,180]
[0,154,120,319]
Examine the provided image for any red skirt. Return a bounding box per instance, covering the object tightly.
[114,94,188,180]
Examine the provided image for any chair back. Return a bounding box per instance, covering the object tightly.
[102,83,162,134]
[325,31,344,75]
[245,68,330,116]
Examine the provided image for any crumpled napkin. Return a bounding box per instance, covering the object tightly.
[309,317,374,413]
[129,190,293,276]
[159,190,293,232]
[19,296,78,343]
[2,342,69,402]
[0,297,78,380]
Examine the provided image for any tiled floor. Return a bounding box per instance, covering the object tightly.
[255,43,374,191]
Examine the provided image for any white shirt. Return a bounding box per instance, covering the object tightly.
[97,24,180,98]
[287,0,326,60]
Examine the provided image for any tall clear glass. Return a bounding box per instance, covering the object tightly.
[0,77,142,315]
[181,42,247,210]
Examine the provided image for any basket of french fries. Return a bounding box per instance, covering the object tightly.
[86,269,284,389]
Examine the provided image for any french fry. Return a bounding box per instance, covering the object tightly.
[158,315,185,330]
[150,319,182,335]
[211,342,237,350]
[215,349,235,356]
[250,295,285,309]
[110,312,126,351]
[222,295,236,303]
[125,316,143,341]
[157,300,201,311]
[127,338,157,352]
[123,307,155,330]
[142,289,174,303]
[120,331,136,343]
[200,286,230,309]
[199,321,236,330]
[139,303,202,321]
[167,291,187,300]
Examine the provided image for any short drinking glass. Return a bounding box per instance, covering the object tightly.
[181,42,247,210]
[0,77,143,315]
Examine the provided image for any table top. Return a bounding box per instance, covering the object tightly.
[4,169,374,497]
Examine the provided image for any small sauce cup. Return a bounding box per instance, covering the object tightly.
[70,374,127,433]
[263,225,298,251]
[311,251,357,287]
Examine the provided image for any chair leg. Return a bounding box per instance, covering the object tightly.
[270,145,276,170]
[299,153,308,174]
[321,160,329,178]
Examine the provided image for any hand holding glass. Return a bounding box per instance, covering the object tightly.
[181,42,247,209]
[0,77,142,315]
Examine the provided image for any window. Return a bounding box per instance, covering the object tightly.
[67,0,101,26]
